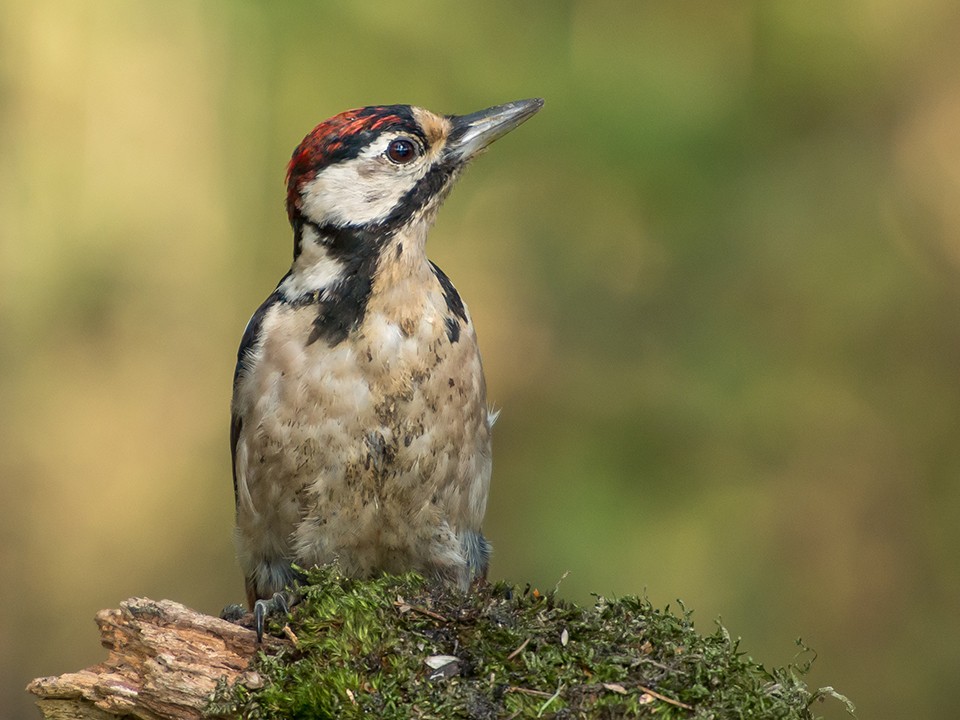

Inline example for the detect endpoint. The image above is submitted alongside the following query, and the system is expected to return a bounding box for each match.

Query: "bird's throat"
[282,219,436,348]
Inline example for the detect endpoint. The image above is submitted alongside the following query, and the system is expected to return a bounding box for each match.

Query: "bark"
[26,598,284,720]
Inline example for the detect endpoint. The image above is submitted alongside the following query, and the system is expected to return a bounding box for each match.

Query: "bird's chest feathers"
[357,286,451,394]
[253,268,467,426]
[234,222,486,500]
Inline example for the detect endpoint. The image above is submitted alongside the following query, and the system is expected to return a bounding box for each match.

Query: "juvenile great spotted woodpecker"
[230,99,543,636]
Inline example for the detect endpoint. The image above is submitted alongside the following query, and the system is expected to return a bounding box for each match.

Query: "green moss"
[207,566,853,719]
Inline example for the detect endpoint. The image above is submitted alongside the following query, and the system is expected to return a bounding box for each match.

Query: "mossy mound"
[209,566,851,719]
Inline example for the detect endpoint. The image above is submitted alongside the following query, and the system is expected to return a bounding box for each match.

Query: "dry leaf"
[424,655,459,669]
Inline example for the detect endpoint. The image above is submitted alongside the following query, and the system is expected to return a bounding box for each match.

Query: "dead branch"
[26,598,282,720]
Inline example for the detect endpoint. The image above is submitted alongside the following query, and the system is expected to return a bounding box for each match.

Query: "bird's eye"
[386,138,419,164]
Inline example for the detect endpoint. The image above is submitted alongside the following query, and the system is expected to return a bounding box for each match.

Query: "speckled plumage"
[231,100,542,608]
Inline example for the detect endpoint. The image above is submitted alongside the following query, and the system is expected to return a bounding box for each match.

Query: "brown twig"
[637,684,693,710]
[282,624,300,646]
[393,600,449,623]
[506,685,555,698]
[506,637,530,661]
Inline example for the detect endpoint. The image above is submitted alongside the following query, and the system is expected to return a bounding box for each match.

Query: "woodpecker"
[230,99,543,632]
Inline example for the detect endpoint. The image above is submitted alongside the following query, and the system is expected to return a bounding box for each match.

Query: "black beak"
[448,98,544,161]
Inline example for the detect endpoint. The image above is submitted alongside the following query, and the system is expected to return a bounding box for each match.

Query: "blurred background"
[2,1,959,718]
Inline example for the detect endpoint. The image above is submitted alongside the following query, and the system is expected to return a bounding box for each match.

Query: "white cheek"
[301,155,423,226]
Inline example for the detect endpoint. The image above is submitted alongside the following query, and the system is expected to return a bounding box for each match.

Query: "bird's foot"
[219,603,246,622]
[253,591,295,643]
[219,592,297,643]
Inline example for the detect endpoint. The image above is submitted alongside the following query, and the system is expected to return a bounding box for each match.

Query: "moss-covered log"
[28,567,852,719]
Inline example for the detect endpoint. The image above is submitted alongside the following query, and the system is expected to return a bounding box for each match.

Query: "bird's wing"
[231,285,285,506]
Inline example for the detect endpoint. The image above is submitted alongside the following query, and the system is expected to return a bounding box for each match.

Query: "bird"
[230,98,543,635]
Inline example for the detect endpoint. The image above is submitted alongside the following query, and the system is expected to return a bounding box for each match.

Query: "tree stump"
[26,598,282,720]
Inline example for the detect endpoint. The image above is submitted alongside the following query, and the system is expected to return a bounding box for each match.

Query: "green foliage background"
[2,2,958,718]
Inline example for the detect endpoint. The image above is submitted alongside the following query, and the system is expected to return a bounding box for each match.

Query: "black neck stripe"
[289,157,461,347]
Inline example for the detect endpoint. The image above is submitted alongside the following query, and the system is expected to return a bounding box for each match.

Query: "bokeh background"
[2,1,959,718]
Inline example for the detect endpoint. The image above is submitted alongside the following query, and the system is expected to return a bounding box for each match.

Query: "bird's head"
[285,99,543,256]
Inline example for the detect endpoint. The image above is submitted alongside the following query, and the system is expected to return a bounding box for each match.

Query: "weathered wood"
[26,598,284,720]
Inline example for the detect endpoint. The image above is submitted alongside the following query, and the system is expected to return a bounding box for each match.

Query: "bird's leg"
[253,589,299,643]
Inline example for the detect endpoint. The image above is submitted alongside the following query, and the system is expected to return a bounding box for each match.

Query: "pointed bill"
[448,98,544,161]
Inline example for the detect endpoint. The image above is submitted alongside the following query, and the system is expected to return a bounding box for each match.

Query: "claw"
[253,591,291,643]
[219,603,246,622]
